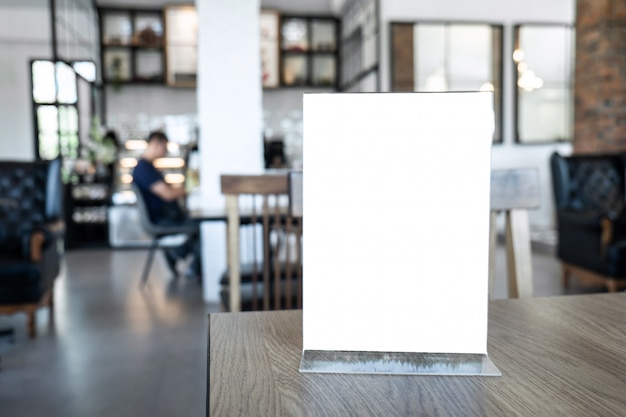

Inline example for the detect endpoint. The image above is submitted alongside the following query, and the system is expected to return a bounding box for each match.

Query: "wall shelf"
[99,7,165,84]
[279,16,340,89]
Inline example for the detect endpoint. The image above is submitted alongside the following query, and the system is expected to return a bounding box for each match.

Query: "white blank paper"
[302,92,494,354]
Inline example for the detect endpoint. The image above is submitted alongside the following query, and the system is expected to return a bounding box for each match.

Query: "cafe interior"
[1,0,625,415]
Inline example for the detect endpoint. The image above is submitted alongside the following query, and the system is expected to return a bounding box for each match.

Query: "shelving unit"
[99,7,165,84]
[164,5,198,87]
[99,7,339,90]
[65,182,111,248]
[279,16,339,88]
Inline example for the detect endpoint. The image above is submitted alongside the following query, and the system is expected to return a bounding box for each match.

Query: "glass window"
[56,61,77,103]
[32,60,56,104]
[37,106,60,160]
[73,61,97,82]
[391,22,503,142]
[515,24,574,143]
[32,60,85,163]
[37,105,59,133]
[58,105,78,134]
[39,133,60,160]
[448,25,493,90]
[414,24,446,91]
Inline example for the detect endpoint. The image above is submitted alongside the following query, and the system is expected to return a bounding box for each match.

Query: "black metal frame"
[30,59,82,161]
[42,0,101,161]
[98,6,166,85]
[278,14,341,90]
[339,0,381,92]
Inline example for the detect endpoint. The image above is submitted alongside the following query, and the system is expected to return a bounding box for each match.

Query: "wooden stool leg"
[48,290,55,332]
[488,211,498,299]
[505,209,534,298]
[49,289,54,314]
[226,195,241,312]
[561,264,570,289]
[27,310,36,338]
[606,280,618,292]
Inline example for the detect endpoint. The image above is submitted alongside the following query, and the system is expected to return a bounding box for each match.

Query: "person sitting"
[132,131,201,280]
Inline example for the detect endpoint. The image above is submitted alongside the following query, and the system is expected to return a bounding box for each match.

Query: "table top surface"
[189,205,291,222]
[208,293,626,417]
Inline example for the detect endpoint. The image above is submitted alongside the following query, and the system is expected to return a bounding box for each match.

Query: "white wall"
[197,0,263,302]
[103,85,197,132]
[0,2,51,160]
[377,0,575,233]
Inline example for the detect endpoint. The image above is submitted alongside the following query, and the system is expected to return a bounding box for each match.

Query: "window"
[32,60,80,162]
[391,22,503,142]
[514,24,575,143]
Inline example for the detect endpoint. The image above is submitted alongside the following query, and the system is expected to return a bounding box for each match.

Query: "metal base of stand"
[300,350,501,376]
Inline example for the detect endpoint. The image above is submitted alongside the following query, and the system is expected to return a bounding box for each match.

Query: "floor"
[0,244,609,416]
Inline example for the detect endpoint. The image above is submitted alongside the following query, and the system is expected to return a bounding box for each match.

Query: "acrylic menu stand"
[300,92,501,376]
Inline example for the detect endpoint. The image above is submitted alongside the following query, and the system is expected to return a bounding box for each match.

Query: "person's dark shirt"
[133,158,182,223]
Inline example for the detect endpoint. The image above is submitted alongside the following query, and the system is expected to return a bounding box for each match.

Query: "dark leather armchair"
[550,152,626,292]
[0,158,64,337]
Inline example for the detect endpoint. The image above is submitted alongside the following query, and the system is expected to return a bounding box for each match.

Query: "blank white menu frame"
[302,92,494,361]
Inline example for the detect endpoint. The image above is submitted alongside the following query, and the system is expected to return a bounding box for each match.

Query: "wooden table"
[207,293,626,416]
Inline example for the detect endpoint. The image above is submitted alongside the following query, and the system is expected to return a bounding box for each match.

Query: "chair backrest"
[550,152,626,214]
[0,159,62,246]
[131,182,197,240]
[490,168,540,211]
[45,158,64,221]
[289,171,303,218]
[221,172,302,312]
[131,182,160,236]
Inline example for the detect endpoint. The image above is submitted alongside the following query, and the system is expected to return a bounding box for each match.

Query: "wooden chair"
[221,169,537,309]
[221,172,302,312]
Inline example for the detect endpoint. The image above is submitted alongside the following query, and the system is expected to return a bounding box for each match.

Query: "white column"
[196,0,263,302]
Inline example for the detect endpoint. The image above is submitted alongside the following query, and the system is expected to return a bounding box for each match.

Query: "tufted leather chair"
[550,152,626,292]
[0,158,64,337]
